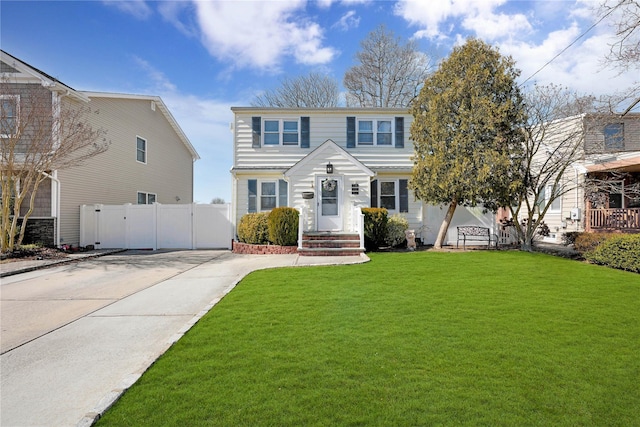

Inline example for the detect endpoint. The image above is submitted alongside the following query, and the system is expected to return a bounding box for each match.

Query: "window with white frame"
[1,95,19,138]
[357,119,392,146]
[538,185,561,213]
[248,179,288,212]
[137,191,156,204]
[370,179,408,213]
[263,119,299,146]
[136,136,147,163]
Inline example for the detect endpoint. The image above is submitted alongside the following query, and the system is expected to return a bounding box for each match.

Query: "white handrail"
[297,205,306,250]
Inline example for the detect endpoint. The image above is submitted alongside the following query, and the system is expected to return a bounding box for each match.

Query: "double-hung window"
[248,179,288,212]
[264,119,299,146]
[1,95,19,138]
[538,185,561,213]
[604,123,624,151]
[137,191,156,204]
[370,179,409,213]
[136,136,147,163]
[357,119,392,146]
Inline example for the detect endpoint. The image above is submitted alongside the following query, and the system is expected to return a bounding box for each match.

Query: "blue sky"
[1,0,637,203]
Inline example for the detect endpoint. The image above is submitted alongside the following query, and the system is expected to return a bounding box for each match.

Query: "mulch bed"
[0,247,69,263]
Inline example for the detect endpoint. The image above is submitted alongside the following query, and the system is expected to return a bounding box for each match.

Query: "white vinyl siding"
[232,108,413,170]
[57,96,195,245]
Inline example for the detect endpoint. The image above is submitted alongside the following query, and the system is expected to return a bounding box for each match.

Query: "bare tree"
[508,85,593,251]
[1,80,108,252]
[211,197,225,204]
[597,0,640,70]
[252,72,340,108]
[344,24,432,108]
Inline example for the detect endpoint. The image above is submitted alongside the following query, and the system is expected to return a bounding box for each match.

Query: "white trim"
[136,135,147,164]
[356,117,394,146]
[316,175,342,231]
[285,139,375,178]
[262,118,300,146]
[0,94,20,138]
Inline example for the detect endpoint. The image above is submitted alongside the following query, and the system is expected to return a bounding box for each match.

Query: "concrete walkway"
[0,250,368,427]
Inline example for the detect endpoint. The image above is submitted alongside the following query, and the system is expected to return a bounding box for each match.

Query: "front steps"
[298,232,364,256]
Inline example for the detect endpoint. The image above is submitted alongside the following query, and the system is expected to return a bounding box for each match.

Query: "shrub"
[385,214,409,248]
[268,207,299,246]
[561,231,582,246]
[574,232,616,254]
[584,234,640,273]
[237,212,270,244]
[362,208,388,251]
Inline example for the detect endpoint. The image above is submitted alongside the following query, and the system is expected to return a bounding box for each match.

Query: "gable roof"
[79,92,200,161]
[0,50,89,102]
[285,139,374,177]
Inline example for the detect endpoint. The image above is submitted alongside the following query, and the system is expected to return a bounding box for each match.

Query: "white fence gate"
[80,203,232,250]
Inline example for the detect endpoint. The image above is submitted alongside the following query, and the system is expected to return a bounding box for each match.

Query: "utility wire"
[520,4,619,86]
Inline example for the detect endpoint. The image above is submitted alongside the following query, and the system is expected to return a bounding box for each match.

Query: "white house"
[230,107,497,253]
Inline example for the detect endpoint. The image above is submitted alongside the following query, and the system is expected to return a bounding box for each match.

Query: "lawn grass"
[96,251,640,426]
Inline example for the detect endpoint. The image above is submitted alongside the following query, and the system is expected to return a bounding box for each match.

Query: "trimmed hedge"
[584,234,640,273]
[362,208,388,251]
[268,207,299,246]
[573,232,617,254]
[237,212,270,244]
[386,214,409,248]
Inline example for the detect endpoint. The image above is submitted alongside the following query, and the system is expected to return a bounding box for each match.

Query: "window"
[538,185,561,213]
[263,119,299,146]
[137,191,156,204]
[604,123,624,151]
[248,179,288,212]
[357,119,393,146]
[370,179,409,213]
[136,136,147,163]
[1,95,19,137]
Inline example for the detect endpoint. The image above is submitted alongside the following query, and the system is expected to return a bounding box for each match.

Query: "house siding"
[57,96,194,245]
[233,109,414,170]
[585,114,640,154]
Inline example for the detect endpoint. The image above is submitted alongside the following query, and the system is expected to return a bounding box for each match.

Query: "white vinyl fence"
[80,203,232,250]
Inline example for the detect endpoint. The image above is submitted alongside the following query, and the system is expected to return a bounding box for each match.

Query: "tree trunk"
[435,200,457,249]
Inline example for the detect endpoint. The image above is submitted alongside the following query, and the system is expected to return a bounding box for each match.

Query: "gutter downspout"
[40,171,60,248]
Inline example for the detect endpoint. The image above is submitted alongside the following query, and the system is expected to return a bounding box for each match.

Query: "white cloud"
[193,0,337,72]
[462,12,532,41]
[394,0,508,39]
[332,10,360,31]
[102,0,153,20]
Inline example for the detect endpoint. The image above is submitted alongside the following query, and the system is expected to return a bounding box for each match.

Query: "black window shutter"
[252,117,261,148]
[248,179,257,213]
[395,117,404,148]
[399,179,409,213]
[301,117,310,148]
[347,117,356,148]
[370,179,378,208]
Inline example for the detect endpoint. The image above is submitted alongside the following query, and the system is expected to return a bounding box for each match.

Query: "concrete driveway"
[0,250,367,427]
[2,250,251,427]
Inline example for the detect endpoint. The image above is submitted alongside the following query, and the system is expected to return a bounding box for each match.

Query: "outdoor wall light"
[326,162,334,174]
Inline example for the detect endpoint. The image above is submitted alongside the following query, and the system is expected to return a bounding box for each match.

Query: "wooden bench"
[456,226,497,249]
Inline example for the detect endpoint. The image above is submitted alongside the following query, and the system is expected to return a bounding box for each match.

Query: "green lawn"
[96,251,640,426]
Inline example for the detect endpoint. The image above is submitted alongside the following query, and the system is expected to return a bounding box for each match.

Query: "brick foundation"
[232,241,298,255]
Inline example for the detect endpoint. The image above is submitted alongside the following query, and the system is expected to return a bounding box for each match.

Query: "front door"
[317,176,342,231]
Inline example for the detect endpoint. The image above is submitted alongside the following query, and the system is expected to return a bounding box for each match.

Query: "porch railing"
[351,203,365,250]
[588,208,640,231]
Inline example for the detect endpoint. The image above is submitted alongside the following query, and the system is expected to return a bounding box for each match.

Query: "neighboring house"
[230,107,496,252]
[1,50,199,247]
[518,113,640,242]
